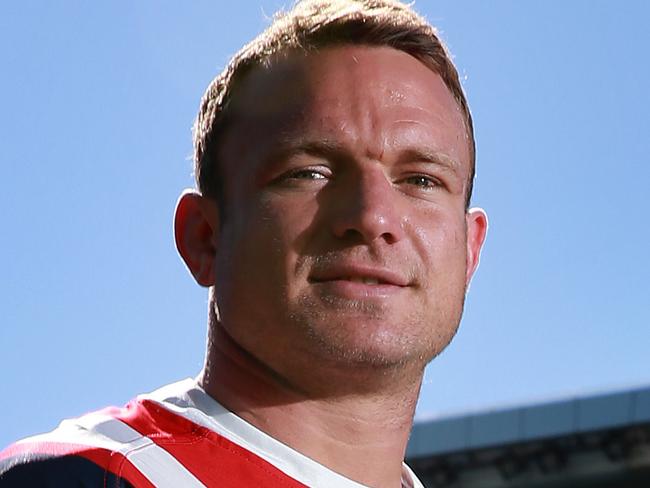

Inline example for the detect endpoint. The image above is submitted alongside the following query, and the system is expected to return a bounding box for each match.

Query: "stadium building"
[406,385,650,488]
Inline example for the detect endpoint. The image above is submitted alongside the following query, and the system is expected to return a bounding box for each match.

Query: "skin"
[175,46,487,487]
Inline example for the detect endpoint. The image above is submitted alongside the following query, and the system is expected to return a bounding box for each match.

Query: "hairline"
[194,6,476,212]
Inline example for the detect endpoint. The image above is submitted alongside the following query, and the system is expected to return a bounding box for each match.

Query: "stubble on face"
[285,229,468,370]
[213,46,473,382]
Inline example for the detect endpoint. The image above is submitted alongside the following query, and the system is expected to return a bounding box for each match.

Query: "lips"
[308,265,410,287]
[341,277,383,285]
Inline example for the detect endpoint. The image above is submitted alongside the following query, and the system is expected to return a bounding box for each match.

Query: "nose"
[330,167,405,245]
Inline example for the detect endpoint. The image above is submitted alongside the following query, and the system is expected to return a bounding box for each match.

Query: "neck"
[200,322,423,488]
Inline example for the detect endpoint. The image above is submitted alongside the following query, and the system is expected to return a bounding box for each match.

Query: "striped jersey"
[0,379,424,487]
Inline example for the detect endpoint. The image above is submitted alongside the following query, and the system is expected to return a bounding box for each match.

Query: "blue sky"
[1,1,648,448]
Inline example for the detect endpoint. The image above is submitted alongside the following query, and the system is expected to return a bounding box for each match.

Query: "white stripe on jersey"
[140,378,425,488]
[16,412,205,488]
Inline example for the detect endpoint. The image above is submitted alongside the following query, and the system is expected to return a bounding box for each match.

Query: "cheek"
[259,197,315,251]
[259,191,325,249]
[214,201,296,325]
[220,196,318,285]
[409,208,468,287]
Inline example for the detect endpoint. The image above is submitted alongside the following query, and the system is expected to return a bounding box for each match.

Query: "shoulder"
[1,380,319,487]
[0,383,279,488]
[0,404,162,487]
[0,451,134,487]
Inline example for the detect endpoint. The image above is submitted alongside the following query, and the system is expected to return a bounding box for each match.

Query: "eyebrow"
[270,138,349,161]
[396,147,461,174]
[266,137,460,174]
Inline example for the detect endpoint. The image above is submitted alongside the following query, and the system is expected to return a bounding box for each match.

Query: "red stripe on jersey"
[0,439,155,487]
[111,400,308,488]
[80,448,155,488]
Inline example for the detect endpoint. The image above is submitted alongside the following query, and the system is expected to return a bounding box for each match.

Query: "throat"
[200,321,423,488]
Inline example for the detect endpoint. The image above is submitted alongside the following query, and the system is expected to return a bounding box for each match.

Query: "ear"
[174,190,220,287]
[465,207,488,286]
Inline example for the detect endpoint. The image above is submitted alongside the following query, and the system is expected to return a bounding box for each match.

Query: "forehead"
[221,45,470,179]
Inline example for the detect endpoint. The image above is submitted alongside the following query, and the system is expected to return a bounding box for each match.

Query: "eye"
[286,168,329,180]
[270,165,332,189]
[401,174,441,189]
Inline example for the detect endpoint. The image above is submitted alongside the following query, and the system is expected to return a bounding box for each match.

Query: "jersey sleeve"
[0,452,134,487]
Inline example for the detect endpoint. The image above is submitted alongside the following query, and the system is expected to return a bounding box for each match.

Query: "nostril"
[334,223,402,245]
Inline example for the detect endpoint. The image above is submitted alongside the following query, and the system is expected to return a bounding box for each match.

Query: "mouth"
[308,266,411,298]
[338,277,384,285]
[310,276,399,286]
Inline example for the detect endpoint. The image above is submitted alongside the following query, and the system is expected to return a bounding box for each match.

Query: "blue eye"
[404,175,440,188]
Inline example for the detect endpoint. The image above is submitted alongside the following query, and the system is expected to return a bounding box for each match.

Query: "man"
[0,0,487,486]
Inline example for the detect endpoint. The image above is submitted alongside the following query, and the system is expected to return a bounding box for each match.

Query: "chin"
[300,313,456,370]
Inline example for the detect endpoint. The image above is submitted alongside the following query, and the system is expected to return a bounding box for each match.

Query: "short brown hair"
[193,0,475,209]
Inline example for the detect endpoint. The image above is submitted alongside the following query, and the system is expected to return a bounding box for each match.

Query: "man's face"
[212,46,485,378]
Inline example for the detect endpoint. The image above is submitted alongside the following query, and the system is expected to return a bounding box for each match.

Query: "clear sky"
[1,1,648,448]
